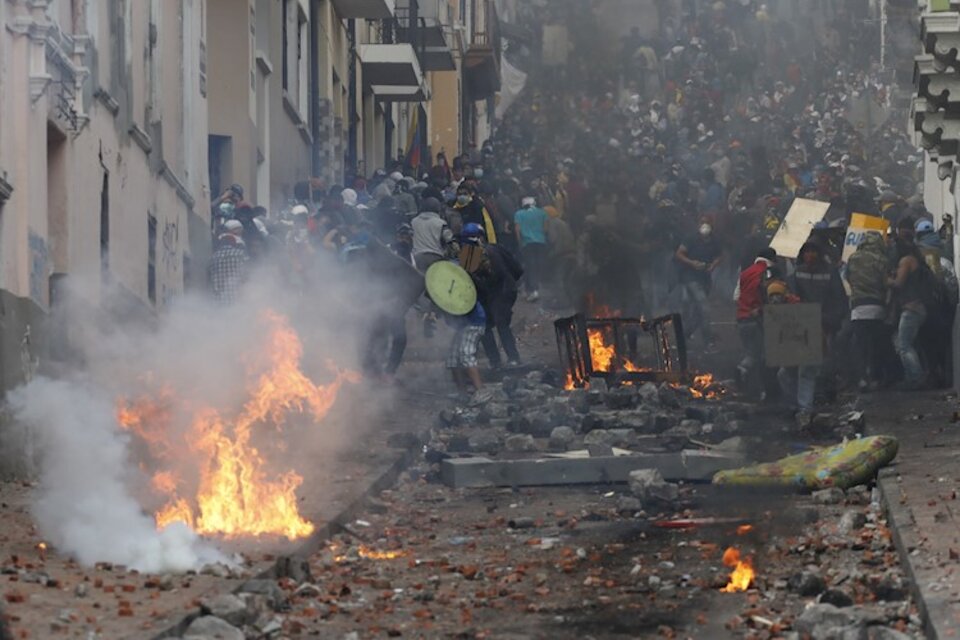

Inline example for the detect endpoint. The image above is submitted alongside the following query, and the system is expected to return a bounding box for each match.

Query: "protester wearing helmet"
[458,223,524,368]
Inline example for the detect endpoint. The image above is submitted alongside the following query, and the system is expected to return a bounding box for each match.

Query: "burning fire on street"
[117,310,359,540]
[329,543,412,562]
[682,373,725,400]
[719,547,756,593]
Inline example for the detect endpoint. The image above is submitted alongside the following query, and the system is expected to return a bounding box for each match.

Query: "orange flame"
[588,329,616,372]
[333,545,411,562]
[719,547,755,592]
[118,311,358,540]
[358,546,411,560]
[672,373,725,400]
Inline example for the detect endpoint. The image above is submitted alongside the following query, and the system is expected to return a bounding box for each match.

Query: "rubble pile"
[152,471,922,638]
[431,371,749,459]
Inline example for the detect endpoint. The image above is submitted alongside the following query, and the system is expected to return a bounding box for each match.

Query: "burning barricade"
[430,309,742,493]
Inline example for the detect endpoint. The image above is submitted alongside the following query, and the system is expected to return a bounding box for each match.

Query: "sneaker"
[507,359,522,367]
[526,290,540,302]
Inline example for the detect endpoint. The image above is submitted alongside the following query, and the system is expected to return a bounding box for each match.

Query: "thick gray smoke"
[4,257,402,573]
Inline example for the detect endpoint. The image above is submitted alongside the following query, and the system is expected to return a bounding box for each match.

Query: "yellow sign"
[841,213,888,262]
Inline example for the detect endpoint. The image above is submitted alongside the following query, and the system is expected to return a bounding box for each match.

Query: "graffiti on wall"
[28,231,48,305]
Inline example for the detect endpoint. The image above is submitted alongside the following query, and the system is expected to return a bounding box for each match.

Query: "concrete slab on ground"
[440,449,746,488]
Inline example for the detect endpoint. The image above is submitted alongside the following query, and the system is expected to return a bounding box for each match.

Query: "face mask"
[699,224,712,237]
[457,195,471,206]
[219,202,235,215]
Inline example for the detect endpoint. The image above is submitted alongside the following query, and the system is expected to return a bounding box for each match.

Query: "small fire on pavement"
[719,547,755,592]
[332,544,412,562]
[671,373,725,400]
[117,310,359,540]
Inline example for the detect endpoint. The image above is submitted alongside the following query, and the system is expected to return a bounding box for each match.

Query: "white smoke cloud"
[3,253,409,573]
[9,377,226,573]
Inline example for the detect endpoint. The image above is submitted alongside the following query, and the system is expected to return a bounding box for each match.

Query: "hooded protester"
[846,231,893,390]
[461,223,524,368]
[791,240,848,338]
[915,218,945,280]
[411,197,455,273]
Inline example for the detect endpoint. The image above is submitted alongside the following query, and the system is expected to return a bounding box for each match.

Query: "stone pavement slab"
[441,449,745,488]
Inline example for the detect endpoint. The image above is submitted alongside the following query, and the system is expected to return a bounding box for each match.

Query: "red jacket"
[737,260,770,320]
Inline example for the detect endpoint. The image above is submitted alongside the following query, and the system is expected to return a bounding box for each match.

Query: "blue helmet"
[461,222,485,244]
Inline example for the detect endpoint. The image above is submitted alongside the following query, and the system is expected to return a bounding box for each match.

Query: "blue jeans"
[896,309,926,384]
[778,365,819,412]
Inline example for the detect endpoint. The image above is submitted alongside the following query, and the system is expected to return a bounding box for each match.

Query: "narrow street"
[0,301,928,638]
[1,0,958,638]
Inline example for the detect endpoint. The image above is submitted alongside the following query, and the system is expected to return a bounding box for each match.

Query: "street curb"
[150,441,422,639]
[876,466,955,640]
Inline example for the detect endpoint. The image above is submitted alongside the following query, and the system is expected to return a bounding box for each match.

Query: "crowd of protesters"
[204,161,534,396]
[482,0,957,421]
[206,0,959,419]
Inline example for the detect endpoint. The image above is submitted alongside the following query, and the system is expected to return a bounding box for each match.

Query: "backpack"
[917,259,952,321]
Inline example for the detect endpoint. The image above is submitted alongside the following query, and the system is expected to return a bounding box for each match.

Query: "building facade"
[0,0,209,389]
[0,0,501,392]
[912,0,960,385]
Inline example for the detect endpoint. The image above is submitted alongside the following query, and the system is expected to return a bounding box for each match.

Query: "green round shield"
[425,261,477,316]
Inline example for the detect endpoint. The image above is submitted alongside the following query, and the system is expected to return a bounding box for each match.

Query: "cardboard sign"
[841,213,888,262]
[763,303,823,367]
[768,199,831,259]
